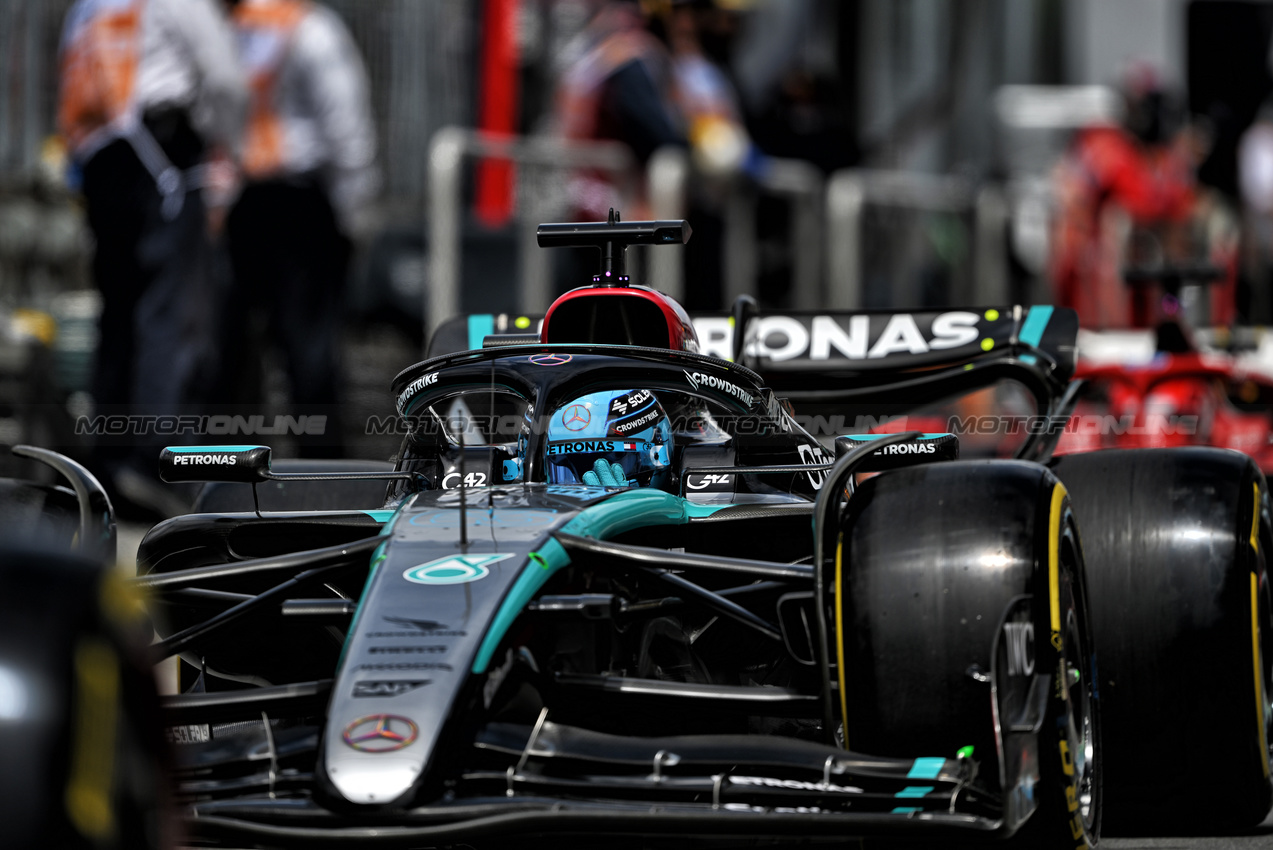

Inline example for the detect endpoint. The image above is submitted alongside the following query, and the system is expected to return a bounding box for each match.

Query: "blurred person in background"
[666,0,753,180]
[1239,98,1273,323]
[664,0,758,309]
[212,0,378,458]
[556,0,763,309]
[1050,68,1218,331]
[57,0,247,518]
[554,0,686,223]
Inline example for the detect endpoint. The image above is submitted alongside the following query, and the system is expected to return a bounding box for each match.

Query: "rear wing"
[428,305,1078,384]
[711,306,1076,381]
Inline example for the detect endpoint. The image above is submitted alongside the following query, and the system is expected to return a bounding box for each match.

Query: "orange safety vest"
[59,0,146,156]
[232,0,309,180]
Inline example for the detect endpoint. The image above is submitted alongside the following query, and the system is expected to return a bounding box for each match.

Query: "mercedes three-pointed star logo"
[342,714,419,752]
[528,353,572,366]
[561,404,591,431]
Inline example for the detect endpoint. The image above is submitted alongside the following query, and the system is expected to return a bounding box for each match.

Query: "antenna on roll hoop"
[536,209,691,287]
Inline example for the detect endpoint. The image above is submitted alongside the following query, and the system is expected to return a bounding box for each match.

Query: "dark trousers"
[220,179,350,457]
[82,138,215,475]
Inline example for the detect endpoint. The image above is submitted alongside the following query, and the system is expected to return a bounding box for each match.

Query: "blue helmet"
[544,389,672,490]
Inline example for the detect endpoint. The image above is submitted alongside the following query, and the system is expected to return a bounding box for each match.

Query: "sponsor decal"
[692,311,982,362]
[170,453,238,466]
[622,442,639,451]
[441,471,487,489]
[611,408,661,434]
[528,353,572,366]
[796,443,830,489]
[544,484,605,497]
[729,775,864,794]
[165,724,210,744]
[1059,738,1084,842]
[356,662,453,671]
[352,680,429,698]
[341,714,419,753]
[383,617,445,631]
[546,440,616,456]
[403,372,440,396]
[608,390,652,418]
[686,473,733,491]
[368,646,447,654]
[402,553,515,585]
[723,803,826,814]
[879,442,937,455]
[483,648,516,709]
[560,404,591,431]
[368,618,466,639]
[684,370,755,406]
[396,371,440,412]
[1004,620,1035,677]
[765,395,795,433]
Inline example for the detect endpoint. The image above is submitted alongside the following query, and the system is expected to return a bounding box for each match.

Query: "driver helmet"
[544,389,672,490]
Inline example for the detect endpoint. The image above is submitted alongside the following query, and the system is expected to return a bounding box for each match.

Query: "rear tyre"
[1051,448,1273,832]
[840,460,1099,849]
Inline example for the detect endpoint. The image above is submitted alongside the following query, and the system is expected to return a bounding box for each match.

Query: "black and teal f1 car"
[3,219,1271,849]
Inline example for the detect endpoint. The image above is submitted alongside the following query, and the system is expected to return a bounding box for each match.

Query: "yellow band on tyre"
[1250,483,1268,779]
[1252,570,1270,780]
[1251,482,1261,555]
[1049,484,1067,644]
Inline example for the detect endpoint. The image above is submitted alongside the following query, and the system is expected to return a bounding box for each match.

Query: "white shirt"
[235,0,378,231]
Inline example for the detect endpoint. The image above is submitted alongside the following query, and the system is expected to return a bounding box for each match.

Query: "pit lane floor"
[169,816,1273,850]
[1101,808,1273,849]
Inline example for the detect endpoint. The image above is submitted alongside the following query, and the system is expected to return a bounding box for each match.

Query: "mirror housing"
[833,433,959,472]
[159,445,272,484]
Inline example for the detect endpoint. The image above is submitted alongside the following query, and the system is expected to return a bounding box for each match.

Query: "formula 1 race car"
[1050,263,1273,472]
[2,218,1270,849]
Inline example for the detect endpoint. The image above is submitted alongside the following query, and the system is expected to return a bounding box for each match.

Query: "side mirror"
[833,433,959,472]
[159,445,273,484]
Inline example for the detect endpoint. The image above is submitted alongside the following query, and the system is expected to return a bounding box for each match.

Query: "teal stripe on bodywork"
[472,490,739,673]
[892,807,923,814]
[468,314,496,351]
[361,509,396,523]
[895,786,934,798]
[1018,305,1053,347]
[165,445,265,453]
[337,499,411,668]
[907,757,945,779]
[1017,305,1053,365]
